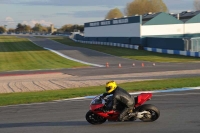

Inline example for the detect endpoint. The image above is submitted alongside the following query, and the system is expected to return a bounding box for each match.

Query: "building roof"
[170,10,200,22]
[141,12,183,25]
[142,12,161,24]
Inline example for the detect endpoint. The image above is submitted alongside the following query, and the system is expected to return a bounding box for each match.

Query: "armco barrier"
[71,39,200,58]
[144,47,200,57]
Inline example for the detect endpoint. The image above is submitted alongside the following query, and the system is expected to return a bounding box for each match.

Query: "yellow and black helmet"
[105,81,117,93]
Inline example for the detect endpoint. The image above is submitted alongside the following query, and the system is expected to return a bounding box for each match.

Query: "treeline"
[0,23,84,33]
[105,0,200,19]
[0,23,51,33]
[16,23,51,33]
[2,0,200,33]
[59,24,84,33]
[105,0,168,19]
[0,26,6,33]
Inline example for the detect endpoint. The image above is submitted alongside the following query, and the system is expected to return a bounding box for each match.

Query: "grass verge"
[51,37,200,62]
[0,77,200,106]
[0,36,88,72]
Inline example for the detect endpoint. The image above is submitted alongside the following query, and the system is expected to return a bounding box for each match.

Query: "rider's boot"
[128,109,137,117]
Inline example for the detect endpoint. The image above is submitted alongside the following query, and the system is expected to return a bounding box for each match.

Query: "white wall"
[141,24,184,36]
[84,23,141,37]
[185,23,200,34]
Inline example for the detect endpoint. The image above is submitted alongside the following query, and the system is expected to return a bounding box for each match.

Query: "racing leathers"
[103,86,135,121]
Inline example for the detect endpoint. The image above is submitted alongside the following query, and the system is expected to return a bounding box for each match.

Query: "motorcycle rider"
[101,80,135,121]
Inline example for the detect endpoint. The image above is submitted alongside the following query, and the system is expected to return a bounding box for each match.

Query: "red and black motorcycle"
[85,93,160,125]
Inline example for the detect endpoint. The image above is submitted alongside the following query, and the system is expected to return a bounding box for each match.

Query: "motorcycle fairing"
[135,93,152,107]
[90,104,104,111]
[93,110,119,121]
[90,104,119,121]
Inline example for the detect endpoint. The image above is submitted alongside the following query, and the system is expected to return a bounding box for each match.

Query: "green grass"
[51,37,200,62]
[0,36,18,39]
[0,36,199,106]
[0,77,200,106]
[0,36,88,72]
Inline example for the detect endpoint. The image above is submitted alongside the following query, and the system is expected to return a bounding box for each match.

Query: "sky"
[0,0,198,29]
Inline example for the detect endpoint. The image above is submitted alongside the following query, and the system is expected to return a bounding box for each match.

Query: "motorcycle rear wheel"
[138,104,160,122]
[85,110,107,125]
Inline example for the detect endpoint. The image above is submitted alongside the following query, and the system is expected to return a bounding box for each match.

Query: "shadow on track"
[0,121,89,128]
[0,120,145,128]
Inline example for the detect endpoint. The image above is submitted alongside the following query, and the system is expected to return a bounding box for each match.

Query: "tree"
[60,24,74,32]
[32,23,43,32]
[15,23,24,32]
[59,24,84,32]
[22,25,31,32]
[77,25,84,32]
[0,26,6,33]
[125,0,168,16]
[15,23,31,32]
[8,28,15,33]
[41,27,48,32]
[194,0,200,10]
[46,26,51,33]
[105,8,124,19]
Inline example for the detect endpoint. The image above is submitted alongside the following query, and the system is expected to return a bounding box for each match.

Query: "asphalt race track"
[0,36,200,132]
[0,89,200,133]
[1,36,200,77]
[1,36,200,93]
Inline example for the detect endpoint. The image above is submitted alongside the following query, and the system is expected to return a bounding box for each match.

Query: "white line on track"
[28,39,104,67]
[0,87,199,108]
[153,92,200,97]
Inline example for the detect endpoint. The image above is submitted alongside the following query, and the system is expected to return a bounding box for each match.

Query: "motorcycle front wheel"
[85,110,107,125]
[138,104,160,122]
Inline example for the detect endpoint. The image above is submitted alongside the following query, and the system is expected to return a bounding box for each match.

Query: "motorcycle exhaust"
[136,111,151,119]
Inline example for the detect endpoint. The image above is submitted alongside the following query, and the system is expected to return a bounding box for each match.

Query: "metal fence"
[183,38,190,51]
[183,37,200,52]
[191,37,200,52]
